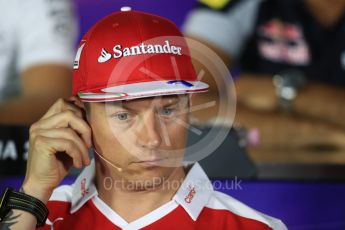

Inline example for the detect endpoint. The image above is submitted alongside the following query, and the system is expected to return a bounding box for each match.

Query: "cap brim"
[78,80,209,102]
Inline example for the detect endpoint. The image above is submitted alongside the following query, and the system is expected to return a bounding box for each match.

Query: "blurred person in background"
[0,0,77,125]
[183,0,345,156]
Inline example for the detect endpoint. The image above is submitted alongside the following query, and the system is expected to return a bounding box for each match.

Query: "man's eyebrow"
[161,98,181,106]
[105,96,187,110]
[121,103,138,112]
[122,98,181,111]
[104,101,135,112]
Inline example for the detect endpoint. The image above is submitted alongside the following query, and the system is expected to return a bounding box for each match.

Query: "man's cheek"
[110,127,135,144]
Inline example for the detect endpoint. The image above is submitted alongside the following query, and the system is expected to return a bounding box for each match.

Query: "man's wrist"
[0,187,50,227]
[21,182,53,205]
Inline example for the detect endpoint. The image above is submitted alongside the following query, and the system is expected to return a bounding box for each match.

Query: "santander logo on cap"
[98,40,182,63]
[98,49,112,63]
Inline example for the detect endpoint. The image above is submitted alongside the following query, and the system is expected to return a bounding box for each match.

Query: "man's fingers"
[33,136,84,169]
[34,128,90,165]
[41,98,84,120]
[32,110,92,148]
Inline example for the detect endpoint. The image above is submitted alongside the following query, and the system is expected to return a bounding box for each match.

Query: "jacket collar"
[70,159,213,221]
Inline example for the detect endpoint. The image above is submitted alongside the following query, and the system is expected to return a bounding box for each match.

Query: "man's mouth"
[135,158,168,166]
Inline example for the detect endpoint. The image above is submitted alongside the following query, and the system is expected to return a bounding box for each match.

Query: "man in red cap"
[0,8,286,229]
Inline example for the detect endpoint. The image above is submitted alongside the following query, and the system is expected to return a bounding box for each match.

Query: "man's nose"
[135,112,162,149]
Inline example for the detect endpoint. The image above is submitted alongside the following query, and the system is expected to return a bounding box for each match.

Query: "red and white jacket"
[38,160,286,229]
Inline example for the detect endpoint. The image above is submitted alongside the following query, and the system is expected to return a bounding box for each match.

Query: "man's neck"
[95,163,186,223]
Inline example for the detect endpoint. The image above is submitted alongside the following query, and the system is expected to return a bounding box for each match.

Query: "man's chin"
[122,166,177,191]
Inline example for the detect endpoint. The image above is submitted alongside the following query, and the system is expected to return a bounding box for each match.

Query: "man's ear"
[68,96,90,122]
[68,96,84,109]
[75,97,85,109]
[81,102,91,123]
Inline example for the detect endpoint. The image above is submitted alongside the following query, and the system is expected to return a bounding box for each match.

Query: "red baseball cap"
[73,7,209,102]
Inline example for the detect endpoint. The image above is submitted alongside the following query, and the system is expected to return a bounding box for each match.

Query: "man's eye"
[113,112,131,121]
[159,108,175,116]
